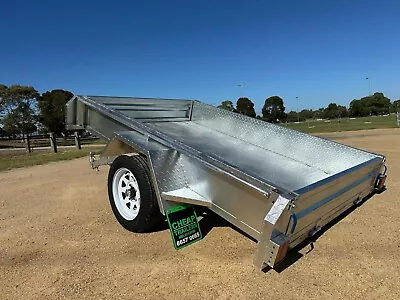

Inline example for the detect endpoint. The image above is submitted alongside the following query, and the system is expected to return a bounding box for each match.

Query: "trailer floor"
[1,128,399,300]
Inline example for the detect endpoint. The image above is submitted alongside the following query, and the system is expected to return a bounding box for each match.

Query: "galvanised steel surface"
[66,95,386,270]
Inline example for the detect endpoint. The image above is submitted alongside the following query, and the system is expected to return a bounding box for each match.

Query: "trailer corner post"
[253,195,291,270]
[49,132,58,153]
[74,131,81,150]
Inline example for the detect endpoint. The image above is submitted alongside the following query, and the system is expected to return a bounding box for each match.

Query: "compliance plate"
[166,205,202,250]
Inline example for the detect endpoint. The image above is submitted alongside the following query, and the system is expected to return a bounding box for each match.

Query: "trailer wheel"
[108,155,162,232]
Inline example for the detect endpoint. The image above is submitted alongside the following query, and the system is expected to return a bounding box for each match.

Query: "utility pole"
[296,96,300,123]
[236,83,245,98]
[366,77,371,95]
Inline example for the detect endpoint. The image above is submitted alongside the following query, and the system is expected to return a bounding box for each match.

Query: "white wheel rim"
[112,168,141,220]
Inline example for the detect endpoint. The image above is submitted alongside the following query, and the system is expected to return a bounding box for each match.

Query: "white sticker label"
[265,195,290,224]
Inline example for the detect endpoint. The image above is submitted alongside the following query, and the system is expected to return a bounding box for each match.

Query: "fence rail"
[0,133,101,153]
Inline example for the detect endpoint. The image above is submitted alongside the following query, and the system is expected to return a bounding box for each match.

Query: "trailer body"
[66,95,386,270]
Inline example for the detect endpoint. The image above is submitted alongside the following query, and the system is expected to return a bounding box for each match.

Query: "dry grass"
[0,148,103,172]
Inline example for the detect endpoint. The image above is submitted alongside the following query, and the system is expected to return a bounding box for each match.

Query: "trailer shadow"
[150,207,234,235]
[193,192,378,274]
[268,191,377,273]
[196,207,257,242]
[150,207,255,236]
[152,189,382,271]
[196,209,230,237]
[147,218,168,232]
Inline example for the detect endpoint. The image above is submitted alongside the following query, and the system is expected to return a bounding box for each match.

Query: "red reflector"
[275,240,290,264]
[376,174,387,190]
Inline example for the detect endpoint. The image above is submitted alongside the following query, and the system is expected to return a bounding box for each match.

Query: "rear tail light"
[375,174,387,191]
[274,239,290,264]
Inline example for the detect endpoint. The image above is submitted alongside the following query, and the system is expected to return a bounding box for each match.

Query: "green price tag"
[166,205,202,250]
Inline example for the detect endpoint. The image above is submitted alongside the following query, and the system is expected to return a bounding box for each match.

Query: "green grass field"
[0,148,103,172]
[283,114,398,133]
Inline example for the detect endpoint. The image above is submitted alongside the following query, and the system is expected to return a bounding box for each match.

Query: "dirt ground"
[1,128,399,300]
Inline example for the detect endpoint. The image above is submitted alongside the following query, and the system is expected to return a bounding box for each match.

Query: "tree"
[312,108,325,119]
[0,85,39,137]
[217,100,236,112]
[337,105,349,118]
[322,103,348,119]
[323,103,337,119]
[286,111,298,122]
[262,96,286,123]
[0,84,7,117]
[349,92,391,117]
[364,92,391,115]
[2,105,37,135]
[349,99,364,117]
[299,109,313,121]
[38,89,74,135]
[236,97,256,117]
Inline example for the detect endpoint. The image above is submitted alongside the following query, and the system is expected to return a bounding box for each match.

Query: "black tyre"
[108,155,162,232]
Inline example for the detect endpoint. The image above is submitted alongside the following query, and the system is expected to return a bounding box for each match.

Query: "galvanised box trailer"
[66,95,387,270]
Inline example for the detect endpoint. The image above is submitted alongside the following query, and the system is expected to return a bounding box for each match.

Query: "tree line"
[1,83,399,138]
[219,93,400,123]
[0,84,73,138]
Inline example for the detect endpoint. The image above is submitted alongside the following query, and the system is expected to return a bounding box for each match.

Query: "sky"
[0,0,399,112]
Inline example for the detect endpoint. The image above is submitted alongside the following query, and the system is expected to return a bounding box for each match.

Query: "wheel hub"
[112,168,141,221]
[127,186,137,200]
